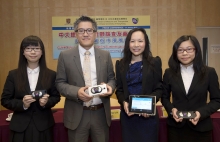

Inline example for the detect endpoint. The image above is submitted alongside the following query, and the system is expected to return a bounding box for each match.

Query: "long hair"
[120,28,153,70]
[168,35,206,77]
[17,35,51,92]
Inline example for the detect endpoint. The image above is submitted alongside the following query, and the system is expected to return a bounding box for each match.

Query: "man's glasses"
[24,47,41,52]
[75,28,96,35]
[177,48,195,54]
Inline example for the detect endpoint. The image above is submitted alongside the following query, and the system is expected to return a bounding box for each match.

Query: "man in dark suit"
[55,16,116,142]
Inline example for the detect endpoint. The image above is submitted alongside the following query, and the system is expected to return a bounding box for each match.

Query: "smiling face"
[23,45,42,65]
[129,31,145,57]
[75,21,97,50]
[177,40,196,67]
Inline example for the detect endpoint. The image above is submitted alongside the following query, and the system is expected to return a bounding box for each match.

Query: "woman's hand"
[23,95,36,108]
[172,108,183,122]
[39,94,50,107]
[139,113,149,118]
[189,111,200,125]
[123,101,134,116]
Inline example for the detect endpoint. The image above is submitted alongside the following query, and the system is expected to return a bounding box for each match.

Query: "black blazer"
[1,69,60,132]
[115,56,163,109]
[161,67,220,132]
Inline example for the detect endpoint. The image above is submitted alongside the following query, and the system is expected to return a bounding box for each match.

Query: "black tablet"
[129,95,156,115]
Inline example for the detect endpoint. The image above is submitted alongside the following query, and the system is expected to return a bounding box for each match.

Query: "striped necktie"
[83,50,93,106]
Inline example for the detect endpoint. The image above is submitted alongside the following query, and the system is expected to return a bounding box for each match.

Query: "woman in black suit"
[1,35,60,142]
[115,28,163,142]
[161,35,220,142]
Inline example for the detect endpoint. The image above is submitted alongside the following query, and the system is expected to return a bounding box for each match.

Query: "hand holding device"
[88,84,107,96]
[31,90,47,100]
[176,111,196,119]
[129,95,156,116]
[23,95,36,108]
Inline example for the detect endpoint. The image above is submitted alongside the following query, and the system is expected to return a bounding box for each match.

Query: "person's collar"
[180,64,193,70]
[27,66,40,74]
[79,45,95,56]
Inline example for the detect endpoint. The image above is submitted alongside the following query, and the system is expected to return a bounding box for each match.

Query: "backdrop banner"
[52,16,150,59]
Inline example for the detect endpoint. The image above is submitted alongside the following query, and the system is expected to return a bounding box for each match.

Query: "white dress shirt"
[79,45,102,105]
[180,64,194,95]
[27,66,39,91]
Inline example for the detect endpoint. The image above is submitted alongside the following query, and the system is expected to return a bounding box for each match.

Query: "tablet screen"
[129,95,156,115]
[131,97,152,110]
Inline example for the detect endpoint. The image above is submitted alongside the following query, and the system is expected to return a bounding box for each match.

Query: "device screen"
[131,97,152,110]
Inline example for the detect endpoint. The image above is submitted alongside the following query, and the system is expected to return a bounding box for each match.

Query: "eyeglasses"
[75,28,96,35]
[177,48,195,54]
[24,47,41,52]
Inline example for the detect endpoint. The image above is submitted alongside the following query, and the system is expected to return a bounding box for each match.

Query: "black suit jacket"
[1,69,60,132]
[115,56,163,110]
[161,67,220,132]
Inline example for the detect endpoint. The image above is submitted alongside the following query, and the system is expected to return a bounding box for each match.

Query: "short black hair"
[74,16,97,31]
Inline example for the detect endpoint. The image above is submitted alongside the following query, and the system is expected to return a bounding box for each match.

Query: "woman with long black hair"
[1,35,60,142]
[115,28,163,142]
[162,35,220,142]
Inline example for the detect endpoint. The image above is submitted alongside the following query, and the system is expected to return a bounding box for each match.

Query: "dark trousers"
[168,124,212,142]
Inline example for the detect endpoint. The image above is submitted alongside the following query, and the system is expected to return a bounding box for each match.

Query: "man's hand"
[77,86,93,102]
[99,83,113,97]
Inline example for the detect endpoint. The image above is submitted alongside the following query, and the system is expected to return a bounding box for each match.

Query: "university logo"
[132,18,139,24]
[66,18,71,24]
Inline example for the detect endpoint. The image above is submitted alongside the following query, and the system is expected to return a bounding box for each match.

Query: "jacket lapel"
[25,68,42,92]
[187,73,198,96]
[25,73,31,93]
[141,59,148,94]
[94,48,101,83]
[121,61,129,95]
[35,69,43,91]
[176,73,187,95]
[73,47,84,79]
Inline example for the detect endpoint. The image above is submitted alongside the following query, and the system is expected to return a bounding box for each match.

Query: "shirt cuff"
[23,105,28,110]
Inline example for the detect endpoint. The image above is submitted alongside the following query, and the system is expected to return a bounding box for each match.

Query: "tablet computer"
[129,95,156,116]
